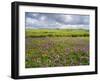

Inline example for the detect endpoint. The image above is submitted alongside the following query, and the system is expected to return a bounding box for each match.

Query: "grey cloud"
[25,12,89,29]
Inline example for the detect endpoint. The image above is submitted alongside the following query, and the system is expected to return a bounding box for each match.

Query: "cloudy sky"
[25,12,89,29]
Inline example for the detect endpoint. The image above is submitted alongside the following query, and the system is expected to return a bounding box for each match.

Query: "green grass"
[25,29,89,68]
[26,29,89,37]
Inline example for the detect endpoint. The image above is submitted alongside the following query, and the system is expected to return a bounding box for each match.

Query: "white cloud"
[32,13,38,17]
[64,15,73,22]
[39,16,46,21]
[26,17,38,24]
[60,24,89,29]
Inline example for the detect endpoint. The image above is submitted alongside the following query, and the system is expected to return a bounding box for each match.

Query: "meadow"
[25,29,89,68]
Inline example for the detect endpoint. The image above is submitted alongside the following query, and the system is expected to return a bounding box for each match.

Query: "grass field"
[26,29,89,37]
[25,29,89,68]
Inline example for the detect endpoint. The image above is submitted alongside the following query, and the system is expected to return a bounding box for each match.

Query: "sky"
[25,12,90,29]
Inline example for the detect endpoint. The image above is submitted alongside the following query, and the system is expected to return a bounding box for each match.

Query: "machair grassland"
[25,29,89,68]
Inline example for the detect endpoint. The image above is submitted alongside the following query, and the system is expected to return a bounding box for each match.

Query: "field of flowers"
[25,29,89,68]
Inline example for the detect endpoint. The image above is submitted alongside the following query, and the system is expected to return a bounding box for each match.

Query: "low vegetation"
[26,29,89,37]
[25,29,89,68]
